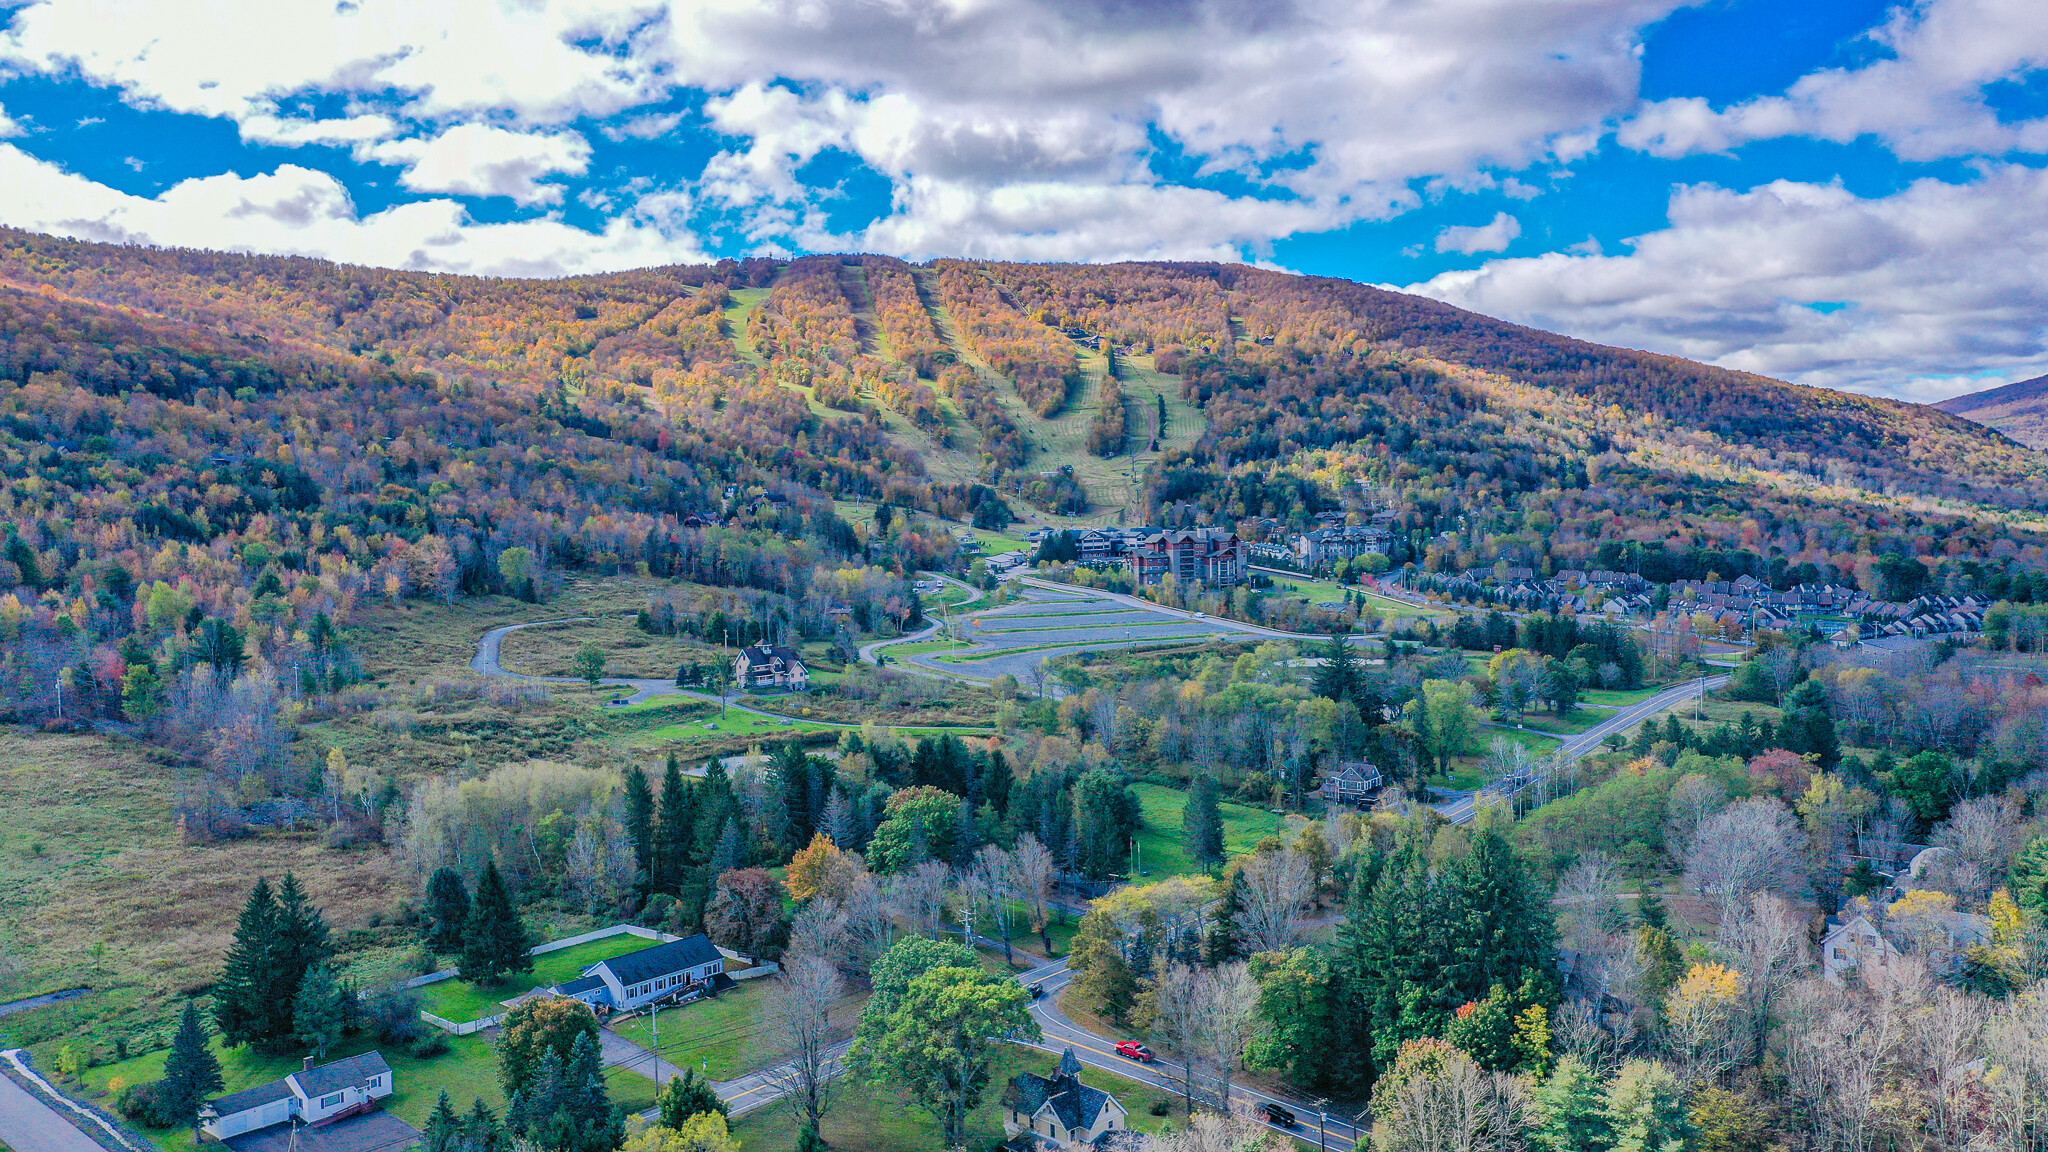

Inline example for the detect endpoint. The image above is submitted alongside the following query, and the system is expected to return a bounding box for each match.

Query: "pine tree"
[424,1093,463,1152]
[156,1001,223,1130]
[1096,950,1138,1027]
[1602,1060,1693,1152]
[214,878,277,1048]
[1637,890,1669,932]
[1313,632,1356,702]
[1205,866,1245,963]
[710,817,744,875]
[293,964,348,1058]
[657,1067,728,1128]
[460,861,533,985]
[1183,775,1225,871]
[656,755,696,894]
[267,874,333,1045]
[425,867,471,955]
[465,1100,511,1152]
[624,766,656,888]
[1528,1055,1608,1152]
[773,741,814,855]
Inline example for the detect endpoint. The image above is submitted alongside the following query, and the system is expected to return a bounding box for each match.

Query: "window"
[368,1076,382,1089]
[319,1093,344,1108]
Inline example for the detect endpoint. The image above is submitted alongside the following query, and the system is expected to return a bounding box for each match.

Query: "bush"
[361,984,425,1045]
[411,1034,451,1059]
[1149,1100,1172,1117]
[118,1081,179,1129]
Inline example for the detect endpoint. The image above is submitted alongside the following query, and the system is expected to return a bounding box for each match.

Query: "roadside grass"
[628,710,838,746]
[0,731,409,1061]
[1580,686,1665,707]
[1504,709,1609,736]
[608,983,868,1082]
[1129,783,1287,879]
[76,1032,652,1152]
[882,638,975,658]
[415,935,654,1023]
[935,638,1206,664]
[973,618,1193,634]
[730,1045,1182,1152]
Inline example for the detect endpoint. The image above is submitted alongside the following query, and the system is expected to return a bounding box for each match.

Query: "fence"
[411,925,796,1032]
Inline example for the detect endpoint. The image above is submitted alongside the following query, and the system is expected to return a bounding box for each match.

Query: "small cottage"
[201,1053,395,1142]
[733,642,808,691]
[1002,1049,1129,1152]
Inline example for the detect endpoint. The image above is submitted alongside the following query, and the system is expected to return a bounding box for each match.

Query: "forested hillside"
[1936,372,2048,449]
[5,228,2046,604]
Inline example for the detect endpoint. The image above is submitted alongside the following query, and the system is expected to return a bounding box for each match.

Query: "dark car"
[1259,1103,1296,1128]
[1026,982,1045,999]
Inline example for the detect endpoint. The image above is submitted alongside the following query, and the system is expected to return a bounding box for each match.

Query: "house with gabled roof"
[201,1053,402,1145]
[544,932,728,1012]
[733,642,808,691]
[1318,761,1385,806]
[1002,1049,1130,1151]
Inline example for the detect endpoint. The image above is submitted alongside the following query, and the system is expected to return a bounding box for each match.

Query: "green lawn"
[731,1045,1182,1152]
[1129,783,1287,878]
[1259,575,1449,623]
[970,529,1031,555]
[77,1031,654,1152]
[883,638,976,658]
[1579,685,1665,707]
[1505,709,1608,736]
[607,982,778,1082]
[418,935,653,1023]
[633,710,840,743]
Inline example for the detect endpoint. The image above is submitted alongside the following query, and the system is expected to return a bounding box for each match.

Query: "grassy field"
[77,1031,654,1152]
[627,709,839,746]
[1507,708,1610,736]
[1259,574,1450,624]
[731,1044,1182,1152]
[883,638,976,658]
[936,638,1199,664]
[0,731,411,1060]
[608,981,868,1082]
[416,935,654,1023]
[496,614,720,681]
[1129,783,1288,878]
[969,529,1031,555]
[1580,685,1666,707]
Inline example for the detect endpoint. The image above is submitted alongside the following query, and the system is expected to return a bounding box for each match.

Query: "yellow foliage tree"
[622,1113,740,1152]
[786,831,844,903]
[1665,962,1745,1080]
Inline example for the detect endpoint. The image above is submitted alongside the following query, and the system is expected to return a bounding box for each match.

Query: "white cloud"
[1618,0,2048,160]
[0,143,709,276]
[1404,166,2048,397]
[1435,211,1521,254]
[0,104,19,138]
[0,0,1688,261]
[367,124,592,205]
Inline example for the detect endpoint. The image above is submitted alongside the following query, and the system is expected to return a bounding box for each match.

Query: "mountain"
[1,226,2043,603]
[1933,373,2048,448]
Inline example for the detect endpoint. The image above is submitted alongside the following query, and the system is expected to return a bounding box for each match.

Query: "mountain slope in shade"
[1935,374,2048,448]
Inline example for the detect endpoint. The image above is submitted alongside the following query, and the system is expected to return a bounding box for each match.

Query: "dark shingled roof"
[209,1078,295,1118]
[1004,1049,1114,1134]
[293,1052,392,1098]
[553,974,606,996]
[593,934,723,986]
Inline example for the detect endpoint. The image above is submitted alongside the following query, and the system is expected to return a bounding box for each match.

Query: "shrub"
[411,1034,451,1059]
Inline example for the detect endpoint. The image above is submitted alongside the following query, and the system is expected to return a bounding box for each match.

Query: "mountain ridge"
[1932,372,2048,448]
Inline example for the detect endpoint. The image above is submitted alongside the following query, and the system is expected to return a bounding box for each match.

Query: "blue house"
[546,934,727,1012]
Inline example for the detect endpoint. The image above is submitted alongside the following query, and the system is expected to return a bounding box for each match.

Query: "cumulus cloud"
[1618,0,2048,160]
[0,143,709,276]
[367,125,593,205]
[0,0,1684,260]
[1404,166,2048,398]
[1435,211,1521,254]
[0,105,20,138]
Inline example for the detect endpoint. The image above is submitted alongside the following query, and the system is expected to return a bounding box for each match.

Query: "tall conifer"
[424,867,470,954]
[157,1001,223,1129]
[460,862,533,985]
[213,878,277,1047]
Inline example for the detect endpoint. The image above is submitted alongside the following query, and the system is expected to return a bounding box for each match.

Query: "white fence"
[411,918,716,1037]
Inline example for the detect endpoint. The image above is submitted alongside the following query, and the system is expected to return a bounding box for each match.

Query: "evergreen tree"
[1182,775,1225,871]
[293,964,348,1058]
[1528,1055,1608,1152]
[773,741,814,855]
[1313,632,1356,702]
[657,1067,728,1127]
[425,1093,463,1152]
[710,818,744,875]
[1095,950,1138,1027]
[465,1100,511,1152]
[1602,1061,1693,1152]
[794,1124,828,1152]
[1637,890,1669,932]
[267,874,333,1044]
[656,755,696,894]
[1205,863,1245,963]
[624,766,656,887]
[424,867,471,955]
[460,862,533,985]
[155,1001,223,1130]
[214,878,278,1048]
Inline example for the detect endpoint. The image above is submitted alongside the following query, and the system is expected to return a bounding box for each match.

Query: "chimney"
[303,1056,315,1072]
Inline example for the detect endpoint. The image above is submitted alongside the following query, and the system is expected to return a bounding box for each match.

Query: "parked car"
[1258,1103,1296,1128]
[1114,1041,1154,1063]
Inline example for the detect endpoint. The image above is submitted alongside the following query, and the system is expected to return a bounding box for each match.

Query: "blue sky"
[1,0,2046,399]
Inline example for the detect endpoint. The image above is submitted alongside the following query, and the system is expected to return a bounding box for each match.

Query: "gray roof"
[737,644,803,671]
[1006,1049,1114,1133]
[553,974,607,996]
[293,1052,392,1098]
[594,934,723,986]
[223,1111,422,1152]
[210,1078,296,1117]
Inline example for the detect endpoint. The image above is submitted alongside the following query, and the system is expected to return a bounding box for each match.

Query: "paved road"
[1015,959,1361,1150]
[1432,674,1732,824]
[602,1021,853,1123]
[0,1057,128,1152]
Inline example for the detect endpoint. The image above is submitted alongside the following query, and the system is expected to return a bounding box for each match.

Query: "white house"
[1002,1049,1130,1152]
[1821,907,1991,985]
[201,1053,394,1141]
[733,642,808,691]
[549,934,727,1012]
